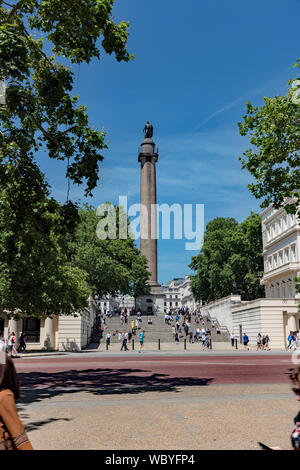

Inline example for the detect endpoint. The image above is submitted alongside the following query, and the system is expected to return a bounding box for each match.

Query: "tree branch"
[29,115,64,153]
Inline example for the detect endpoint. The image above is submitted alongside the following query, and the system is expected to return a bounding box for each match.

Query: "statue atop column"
[143,121,153,139]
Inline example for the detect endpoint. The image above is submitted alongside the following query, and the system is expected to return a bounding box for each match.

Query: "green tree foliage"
[238,62,300,216]
[0,0,132,195]
[189,214,265,304]
[69,204,150,299]
[0,156,90,318]
[0,1,133,317]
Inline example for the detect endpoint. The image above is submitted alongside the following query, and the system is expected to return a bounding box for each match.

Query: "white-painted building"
[162,275,197,312]
[260,204,300,300]
[199,203,300,349]
[0,297,98,352]
[95,294,135,314]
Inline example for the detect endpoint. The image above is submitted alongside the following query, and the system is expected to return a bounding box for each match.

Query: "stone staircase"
[98,313,230,344]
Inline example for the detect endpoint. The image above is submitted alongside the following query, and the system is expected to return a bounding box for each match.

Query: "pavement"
[12,351,299,450]
[17,340,293,358]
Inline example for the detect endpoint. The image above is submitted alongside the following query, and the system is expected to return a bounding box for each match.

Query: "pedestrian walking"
[230,332,235,347]
[256,333,262,350]
[117,331,122,343]
[138,330,145,353]
[264,334,271,351]
[106,332,111,348]
[120,332,128,351]
[7,333,17,358]
[0,351,33,449]
[17,333,26,353]
[289,332,298,350]
[243,332,249,350]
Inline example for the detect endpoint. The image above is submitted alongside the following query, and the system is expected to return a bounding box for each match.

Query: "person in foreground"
[269,366,300,450]
[0,350,33,450]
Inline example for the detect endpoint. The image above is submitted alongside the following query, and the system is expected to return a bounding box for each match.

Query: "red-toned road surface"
[14,354,295,390]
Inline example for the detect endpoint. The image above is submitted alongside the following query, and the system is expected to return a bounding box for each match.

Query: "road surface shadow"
[17,367,213,406]
[18,416,73,432]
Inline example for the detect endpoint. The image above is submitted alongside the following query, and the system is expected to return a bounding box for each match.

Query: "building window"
[22,317,41,343]
[268,257,272,271]
[278,218,282,233]
[284,248,289,263]
[291,245,296,262]
[279,251,283,266]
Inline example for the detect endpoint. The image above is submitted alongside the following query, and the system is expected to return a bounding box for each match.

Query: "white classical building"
[200,203,300,349]
[0,297,98,351]
[260,205,299,300]
[162,275,197,312]
[96,294,135,313]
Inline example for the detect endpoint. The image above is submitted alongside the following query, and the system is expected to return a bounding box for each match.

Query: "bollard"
[235,338,238,350]
[184,339,186,350]
[106,341,108,351]
[210,339,212,350]
[158,339,160,350]
[132,339,134,351]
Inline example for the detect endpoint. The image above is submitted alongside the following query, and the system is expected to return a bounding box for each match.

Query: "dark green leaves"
[189,214,265,303]
[238,74,300,216]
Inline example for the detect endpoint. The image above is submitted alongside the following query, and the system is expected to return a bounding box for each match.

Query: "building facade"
[260,204,300,301]
[0,297,98,351]
[162,275,197,312]
[199,204,300,349]
[96,294,135,313]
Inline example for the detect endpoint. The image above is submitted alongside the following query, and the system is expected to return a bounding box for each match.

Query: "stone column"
[44,317,54,349]
[288,314,297,332]
[139,138,158,285]
[8,318,19,336]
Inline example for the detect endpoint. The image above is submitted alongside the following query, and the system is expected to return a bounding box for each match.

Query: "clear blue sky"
[38,0,300,284]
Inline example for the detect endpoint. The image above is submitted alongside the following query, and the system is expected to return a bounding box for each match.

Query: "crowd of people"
[287,331,300,350]
[167,310,215,349]
[100,307,221,351]
[0,332,27,358]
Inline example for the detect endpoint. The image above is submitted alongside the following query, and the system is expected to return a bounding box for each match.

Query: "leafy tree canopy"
[0,0,133,196]
[69,204,150,299]
[238,61,300,216]
[0,1,134,318]
[0,158,90,318]
[189,214,265,304]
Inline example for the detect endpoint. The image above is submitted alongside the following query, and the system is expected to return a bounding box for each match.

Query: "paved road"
[14,354,295,390]
[13,353,298,450]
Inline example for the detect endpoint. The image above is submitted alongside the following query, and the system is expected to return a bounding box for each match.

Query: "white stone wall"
[200,295,242,333]
[232,298,299,349]
[57,297,97,351]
